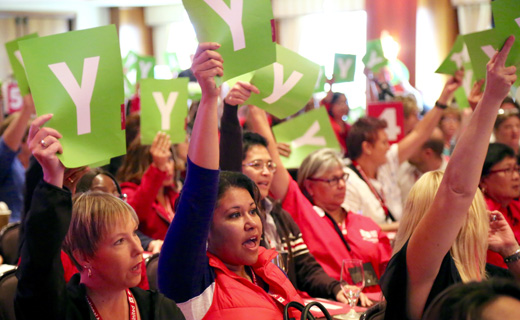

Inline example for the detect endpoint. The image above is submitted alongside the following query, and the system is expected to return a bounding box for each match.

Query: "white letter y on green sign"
[204,0,245,51]
[48,56,99,135]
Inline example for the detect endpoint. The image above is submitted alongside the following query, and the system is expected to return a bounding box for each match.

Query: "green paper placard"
[435,35,468,75]
[314,66,327,93]
[183,0,276,81]
[225,72,254,90]
[165,52,181,73]
[123,50,139,72]
[136,55,156,80]
[5,33,38,96]
[333,54,356,83]
[88,158,111,168]
[245,45,320,119]
[19,25,126,168]
[454,87,470,109]
[362,39,388,73]
[188,82,202,101]
[492,0,520,38]
[272,107,340,168]
[140,78,189,145]
[464,29,520,84]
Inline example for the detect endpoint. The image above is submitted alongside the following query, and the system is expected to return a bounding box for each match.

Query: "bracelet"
[435,101,448,110]
[504,248,520,264]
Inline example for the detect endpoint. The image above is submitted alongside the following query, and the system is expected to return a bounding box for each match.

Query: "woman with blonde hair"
[380,36,520,320]
[15,115,185,319]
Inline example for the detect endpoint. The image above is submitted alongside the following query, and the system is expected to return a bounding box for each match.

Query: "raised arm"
[247,106,291,200]
[158,43,222,302]
[406,36,516,319]
[16,114,70,319]
[188,43,222,170]
[219,81,259,171]
[396,70,463,164]
[2,95,34,152]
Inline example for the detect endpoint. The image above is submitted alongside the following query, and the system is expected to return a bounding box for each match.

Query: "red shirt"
[280,178,392,293]
[121,165,179,240]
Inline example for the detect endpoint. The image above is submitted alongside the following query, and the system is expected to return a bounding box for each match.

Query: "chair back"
[145,253,160,291]
[0,223,20,265]
[0,268,17,320]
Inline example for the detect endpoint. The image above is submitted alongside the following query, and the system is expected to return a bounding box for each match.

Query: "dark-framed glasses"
[242,160,277,173]
[488,166,520,176]
[307,173,349,187]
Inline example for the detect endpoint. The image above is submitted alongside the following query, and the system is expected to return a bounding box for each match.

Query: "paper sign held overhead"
[333,54,356,83]
[367,101,404,143]
[183,0,276,81]
[19,25,126,168]
[5,33,38,96]
[272,107,340,168]
[140,78,189,145]
[246,45,320,119]
[362,39,388,73]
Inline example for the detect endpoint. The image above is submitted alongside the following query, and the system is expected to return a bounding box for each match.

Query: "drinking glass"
[339,259,365,319]
[272,250,289,273]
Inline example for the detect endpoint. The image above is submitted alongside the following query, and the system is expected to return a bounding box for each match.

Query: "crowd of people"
[1,27,520,320]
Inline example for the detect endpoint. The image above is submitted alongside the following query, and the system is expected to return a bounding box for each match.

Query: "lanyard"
[86,289,137,320]
[249,266,289,308]
[351,161,395,221]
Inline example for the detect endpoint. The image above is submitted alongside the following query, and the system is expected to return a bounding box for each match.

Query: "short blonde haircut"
[394,171,488,282]
[297,148,344,203]
[62,192,139,271]
[394,95,419,119]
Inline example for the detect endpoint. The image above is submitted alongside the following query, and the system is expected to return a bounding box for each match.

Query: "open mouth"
[243,236,259,249]
[131,261,141,272]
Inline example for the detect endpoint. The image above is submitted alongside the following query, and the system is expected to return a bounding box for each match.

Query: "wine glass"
[340,259,365,319]
[271,250,289,273]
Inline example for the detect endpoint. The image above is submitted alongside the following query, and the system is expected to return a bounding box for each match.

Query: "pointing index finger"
[496,35,515,66]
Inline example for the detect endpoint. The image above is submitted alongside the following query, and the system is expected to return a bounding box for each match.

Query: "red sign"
[7,82,23,114]
[367,101,404,143]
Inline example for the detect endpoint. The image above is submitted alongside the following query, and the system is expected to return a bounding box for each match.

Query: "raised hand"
[488,210,519,258]
[437,68,464,105]
[224,81,260,106]
[150,131,172,172]
[277,142,292,158]
[468,79,485,111]
[28,114,64,188]
[484,36,517,102]
[191,42,223,98]
[63,166,90,194]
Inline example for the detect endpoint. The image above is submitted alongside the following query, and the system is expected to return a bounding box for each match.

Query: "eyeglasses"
[242,160,277,173]
[307,173,349,187]
[488,166,520,176]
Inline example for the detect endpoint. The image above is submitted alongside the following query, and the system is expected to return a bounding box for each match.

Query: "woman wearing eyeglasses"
[481,143,520,268]
[247,106,392,294]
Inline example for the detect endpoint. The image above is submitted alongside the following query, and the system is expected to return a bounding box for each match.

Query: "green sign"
[123,50,139,72]
[314,66,327,93]
[435,35,467,75]
[245,45,319,119]
[136,55,156,80]
[492,0,520,38]
[272,107,340,168]
[362,39,388,73]
[19,25,126,168]
[165,52,182,73]
[140,78,189,145]
[183,0,276,81]
[464,29,520,84]
[333,54,356,83]
[5,33,38,96]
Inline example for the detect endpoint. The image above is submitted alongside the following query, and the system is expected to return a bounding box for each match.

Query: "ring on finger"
[40,139,48,148]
